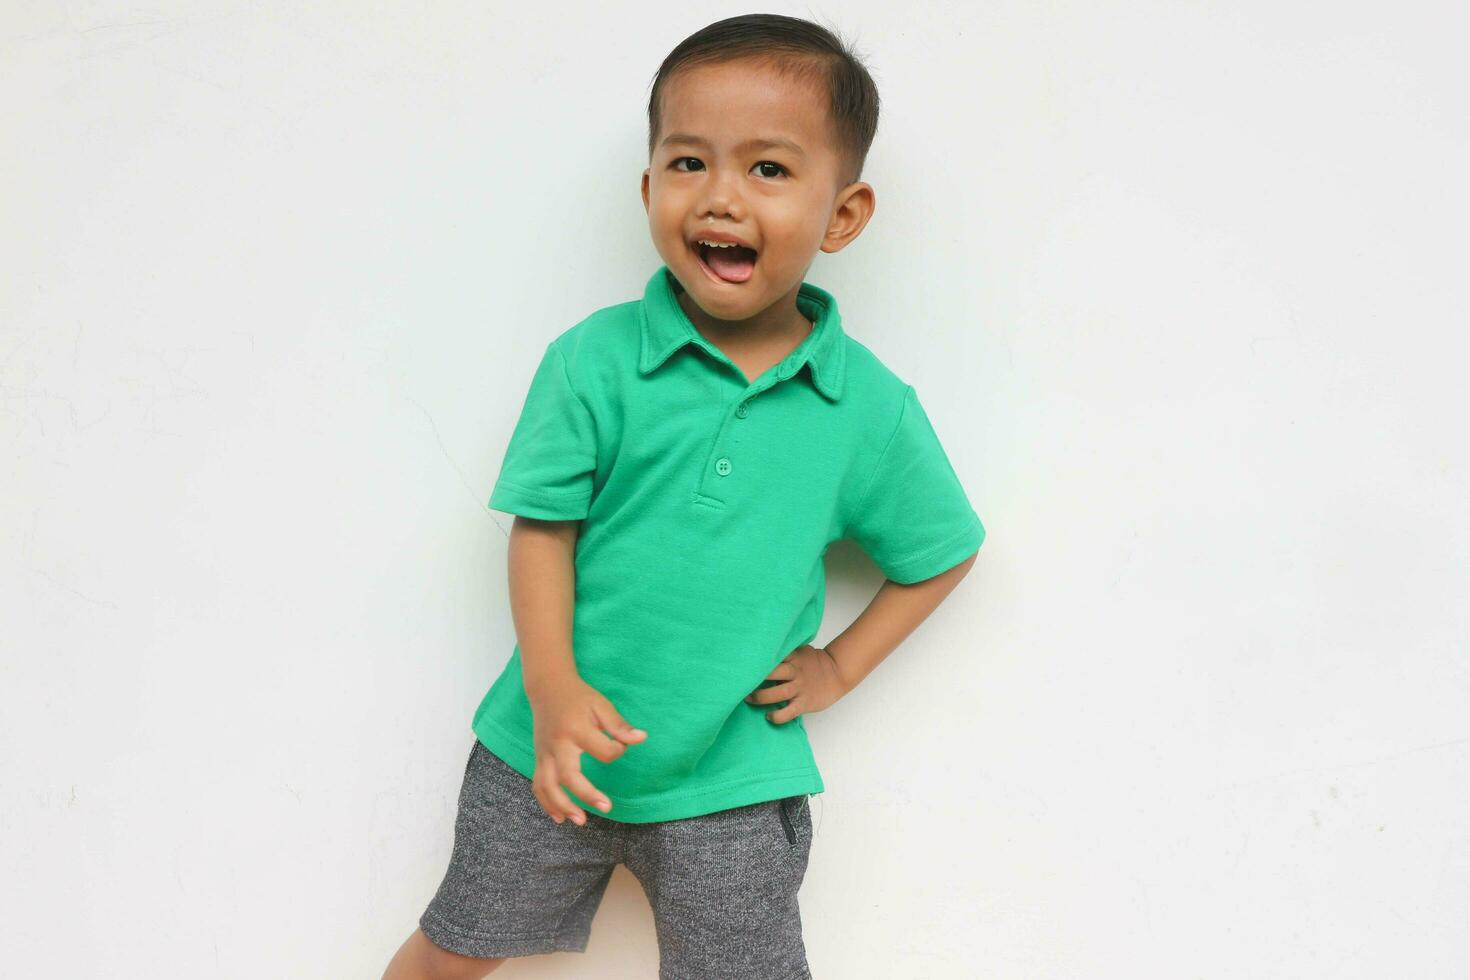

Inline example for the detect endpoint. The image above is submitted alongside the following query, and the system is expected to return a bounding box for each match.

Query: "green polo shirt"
[471,264,985,822]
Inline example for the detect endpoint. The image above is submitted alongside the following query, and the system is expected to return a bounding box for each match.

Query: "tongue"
[705,245,756,283]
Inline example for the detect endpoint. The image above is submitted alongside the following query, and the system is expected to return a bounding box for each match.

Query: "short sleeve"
[487,341,598,521]
[845,385,986,583]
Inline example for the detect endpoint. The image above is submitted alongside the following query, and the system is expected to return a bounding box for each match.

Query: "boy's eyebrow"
[660,133,807,159]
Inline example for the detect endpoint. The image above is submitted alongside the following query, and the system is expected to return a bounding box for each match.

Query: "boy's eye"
[669,157,788,179]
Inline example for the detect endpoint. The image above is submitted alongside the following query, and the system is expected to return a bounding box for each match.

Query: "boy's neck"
[674,281,813,353]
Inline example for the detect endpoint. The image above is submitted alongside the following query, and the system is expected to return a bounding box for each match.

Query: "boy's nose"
[697,173,745,220]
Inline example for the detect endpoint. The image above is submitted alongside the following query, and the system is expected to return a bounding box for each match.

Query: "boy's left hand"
[744,644,850,724]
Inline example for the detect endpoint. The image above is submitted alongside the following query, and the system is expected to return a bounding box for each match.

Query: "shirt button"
[735,402,749,418]
[715,457,732,476]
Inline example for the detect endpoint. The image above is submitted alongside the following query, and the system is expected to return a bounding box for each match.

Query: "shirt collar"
[638,265,847,401]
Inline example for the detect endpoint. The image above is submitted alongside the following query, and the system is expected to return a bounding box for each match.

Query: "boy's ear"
[820,181,876,254]
[641,169,651,212]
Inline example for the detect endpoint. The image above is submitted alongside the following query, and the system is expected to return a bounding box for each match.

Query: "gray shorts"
[420,739,815,980]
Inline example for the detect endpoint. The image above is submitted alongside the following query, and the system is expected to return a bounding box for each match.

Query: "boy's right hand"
[526,674,647,826]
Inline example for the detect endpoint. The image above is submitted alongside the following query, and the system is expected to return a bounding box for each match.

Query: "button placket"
[695,371,784,504]
[693,346,811,505]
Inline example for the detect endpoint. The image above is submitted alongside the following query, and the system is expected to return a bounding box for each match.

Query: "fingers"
[592,702,648,746]
[528,690,646,826]
[583,726,631,764]
[545,788,583,825]
[533,748,614,826]
[565,767,613,817]
[535,761,591,825]
[763,696,802,725]
[746,680,798,705]
[747,657,799,697]
[746,680,802,724]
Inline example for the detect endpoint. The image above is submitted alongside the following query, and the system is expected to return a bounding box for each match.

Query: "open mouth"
[691,239,758,284]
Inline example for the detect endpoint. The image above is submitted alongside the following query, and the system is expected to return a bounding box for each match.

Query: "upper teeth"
[698,240,744,248]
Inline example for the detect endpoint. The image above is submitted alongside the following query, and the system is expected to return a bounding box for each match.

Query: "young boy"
[383,13,985,980]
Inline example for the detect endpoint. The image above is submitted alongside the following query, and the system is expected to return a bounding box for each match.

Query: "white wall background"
[3,1,1467,977]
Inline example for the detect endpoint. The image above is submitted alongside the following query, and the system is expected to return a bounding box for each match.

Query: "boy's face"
[642,59,874,324]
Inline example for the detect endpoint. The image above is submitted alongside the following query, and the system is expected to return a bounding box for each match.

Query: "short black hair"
[646,14,881,188]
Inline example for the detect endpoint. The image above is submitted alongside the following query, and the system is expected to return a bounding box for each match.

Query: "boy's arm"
[823,552,979,694]
[505,514,646,823]
[506,515,582,700]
